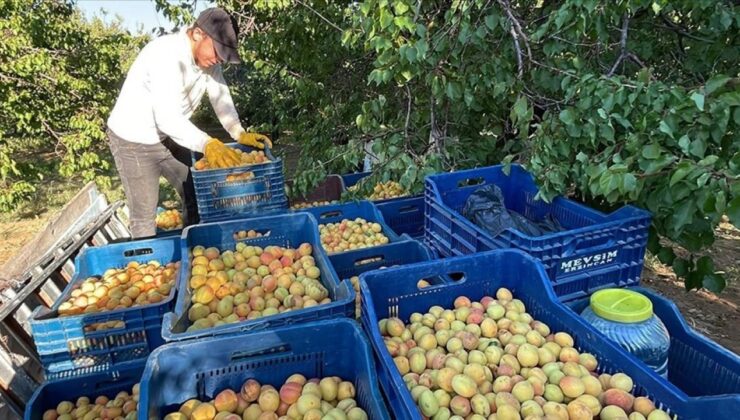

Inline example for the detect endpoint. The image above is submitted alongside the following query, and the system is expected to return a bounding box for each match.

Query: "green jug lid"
[589,288,653,323]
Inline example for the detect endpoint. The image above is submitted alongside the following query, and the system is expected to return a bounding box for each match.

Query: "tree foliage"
[158,0,738,292]
[0,0,146,211]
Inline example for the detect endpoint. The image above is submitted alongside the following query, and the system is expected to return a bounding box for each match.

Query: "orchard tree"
[164,0,740,291]
[0,0,146,211]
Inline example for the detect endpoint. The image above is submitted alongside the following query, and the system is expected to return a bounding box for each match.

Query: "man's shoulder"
[144,31,184,50]
[139,31,189,61]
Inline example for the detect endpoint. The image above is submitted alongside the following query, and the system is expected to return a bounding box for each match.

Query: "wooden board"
[1,182,108,285]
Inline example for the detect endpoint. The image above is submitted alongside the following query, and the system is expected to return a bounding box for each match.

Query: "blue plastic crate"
[329,240,435,281]
[424,164,652,301]
[25,361,145,420]
[359,250,738,419]
[376,196,425,239]
[341,171,418,204]
[287,174,344,209]
[565,286,740,400]
[141,319,390,419]
[340,171,371,189]
[191,144,288,222]
[300,200,402,255]
[30,237,181,377]
[162,212,354,342]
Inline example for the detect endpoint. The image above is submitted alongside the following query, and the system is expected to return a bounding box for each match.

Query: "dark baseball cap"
[195,7,241,64]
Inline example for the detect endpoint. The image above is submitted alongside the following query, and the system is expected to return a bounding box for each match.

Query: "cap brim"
[214,42,241,64]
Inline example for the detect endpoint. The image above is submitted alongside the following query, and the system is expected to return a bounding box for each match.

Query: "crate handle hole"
[224,171,255,182]
[447,272,465,282]
[399,205,419,213]
[123,248,153,257]
[320,210,342,219]
[83,319,127,334]
[231,344,291,362]
[457,177,484,187]
[354,256,383,266]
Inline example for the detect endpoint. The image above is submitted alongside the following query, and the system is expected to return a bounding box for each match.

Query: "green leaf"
[621,173,637,193]
[559,109,576,125]
[512,96,528,123]
[670,162,693,187]
[672,200,694,231]
[657,247,675,265]
[671,182,691,201]
[642,144,660,159]
[690,92,705,111]
[714,191,727,214]
[484,14,498,30]
[393,1,409,14]
[672,257,689,277]
[685,270,702,291]
[689,138,706,158]
[698,155,719,167]
[394,16,415,31]
[658,120,674,139]
[647,227,660,254]
[696,172,711,187]
[705,75,730,95]
[404,45,417,62]
[696,256,714,274]
[727,196,740,228]
[446,81,462,100]
[416,39,428,58]
[678,135,690,154]
[378,9,391,28]
[703,273,726,293]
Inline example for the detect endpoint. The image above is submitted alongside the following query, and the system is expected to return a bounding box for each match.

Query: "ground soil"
[641,222,740,354]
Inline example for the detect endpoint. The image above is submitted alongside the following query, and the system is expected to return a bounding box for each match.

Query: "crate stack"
[21,154,740,420]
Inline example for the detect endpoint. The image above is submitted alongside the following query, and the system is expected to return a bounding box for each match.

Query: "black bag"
[462,185,562,238]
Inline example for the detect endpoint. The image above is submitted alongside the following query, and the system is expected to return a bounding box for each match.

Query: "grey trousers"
[107,128,199,238]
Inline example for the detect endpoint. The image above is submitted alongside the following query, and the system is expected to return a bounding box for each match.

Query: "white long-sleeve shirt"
[107,29,245,152]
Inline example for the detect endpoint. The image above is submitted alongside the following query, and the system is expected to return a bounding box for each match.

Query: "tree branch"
[429,89,443,153]
[41,120,68,156]
[659,14,714,43]
[498,0,531,78]
[607,13,630,77]
[510,27,524,78]
[530,59,578,77]
[500,0,531,59]
[293,0,343,33]
[627,52,646,69]
[404,84,412,140]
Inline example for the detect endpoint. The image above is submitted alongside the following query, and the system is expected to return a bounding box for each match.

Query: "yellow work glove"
[237,131,273,150]
[203,138,240,168]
